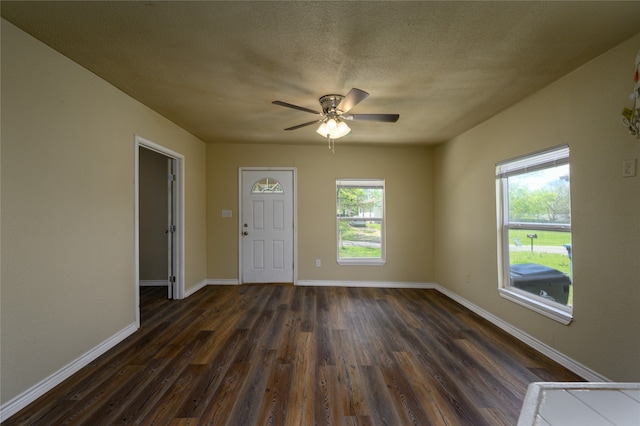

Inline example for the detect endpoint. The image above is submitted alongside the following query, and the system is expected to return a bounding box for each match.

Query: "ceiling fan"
[272,88,399,142]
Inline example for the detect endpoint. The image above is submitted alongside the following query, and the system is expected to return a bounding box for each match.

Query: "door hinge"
[169,276,176,283]
[168,173,176,182]
[168,225,176,233]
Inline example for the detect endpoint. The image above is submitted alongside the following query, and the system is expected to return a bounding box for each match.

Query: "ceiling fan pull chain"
[327,136,335,153]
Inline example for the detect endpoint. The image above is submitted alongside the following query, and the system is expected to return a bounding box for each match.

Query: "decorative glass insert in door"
[252,178,283,194]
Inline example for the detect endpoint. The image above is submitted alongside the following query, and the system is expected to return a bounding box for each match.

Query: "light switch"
[221,209,232,218]
[622,159,637,177]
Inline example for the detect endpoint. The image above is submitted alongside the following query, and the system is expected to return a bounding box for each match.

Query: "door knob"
[243,231,248,236]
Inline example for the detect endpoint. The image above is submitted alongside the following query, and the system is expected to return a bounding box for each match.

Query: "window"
[496,146,573,324]
[252,177,283,194]
[336,179,385,265]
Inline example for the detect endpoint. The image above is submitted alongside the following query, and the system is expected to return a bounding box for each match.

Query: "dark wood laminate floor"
[3,285,583,425]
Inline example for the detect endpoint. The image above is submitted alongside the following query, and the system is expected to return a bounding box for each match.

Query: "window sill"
[337,258,386,266]
[499,287,573,325]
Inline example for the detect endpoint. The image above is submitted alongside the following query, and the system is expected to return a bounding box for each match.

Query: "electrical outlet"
[622,159,637,177]
[315,259,321,268]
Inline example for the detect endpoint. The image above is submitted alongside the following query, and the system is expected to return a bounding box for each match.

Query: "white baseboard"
[0,322,138,422]
[206,279,240,286]
[183,279,208,298]
[183,279,238,298]
[433,284,609,382]
[139,279,168,287]
[296,280,436,289]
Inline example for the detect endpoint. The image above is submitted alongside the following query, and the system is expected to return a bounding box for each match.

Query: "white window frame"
[496,145,573,325]
[336,179,386,265]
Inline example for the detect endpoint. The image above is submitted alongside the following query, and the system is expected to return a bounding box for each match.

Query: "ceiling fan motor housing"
[273,88,397,134]
[319,95,345,116]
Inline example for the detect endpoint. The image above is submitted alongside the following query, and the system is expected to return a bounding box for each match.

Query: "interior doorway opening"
[134,135,184,327]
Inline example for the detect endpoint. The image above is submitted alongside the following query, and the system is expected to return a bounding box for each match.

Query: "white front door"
[241,169,294,283]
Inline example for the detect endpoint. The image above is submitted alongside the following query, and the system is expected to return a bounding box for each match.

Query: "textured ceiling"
[3,1,640,146]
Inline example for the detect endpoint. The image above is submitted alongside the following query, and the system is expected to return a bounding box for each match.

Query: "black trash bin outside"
[509,263,571,304]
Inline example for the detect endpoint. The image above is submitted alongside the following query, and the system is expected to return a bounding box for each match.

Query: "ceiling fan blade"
[346,113,400,123]
[284,120,322,131]
[337,88,369,113]
[272,100,321,115]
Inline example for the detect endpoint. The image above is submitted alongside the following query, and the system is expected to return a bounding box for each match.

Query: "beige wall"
[1,20,207,404]
[206,143,435,283]
[434,33,640,381]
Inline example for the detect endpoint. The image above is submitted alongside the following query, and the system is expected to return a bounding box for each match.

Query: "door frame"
[134,135,185,327]
[238,167,297,285]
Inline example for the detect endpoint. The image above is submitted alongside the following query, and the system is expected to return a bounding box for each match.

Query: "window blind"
[496,145,569,179]
[336,179,384,189]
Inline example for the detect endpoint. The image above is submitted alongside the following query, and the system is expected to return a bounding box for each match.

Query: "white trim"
[296,280,436,289]
[336,258,386,266]
[184,280,239,298]
[140,280,169,287]
[181,279,206,298]
[134,135,186,327]
[238,167,298,285]
[206,278,240,286]
[499,287,573,325]
[0,323,138,422]
[436,285,607,382]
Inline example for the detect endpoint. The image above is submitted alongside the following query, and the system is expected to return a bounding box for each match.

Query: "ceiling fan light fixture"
[333,120,351,138]
[316,118,350,139]
[316,122,328,137]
